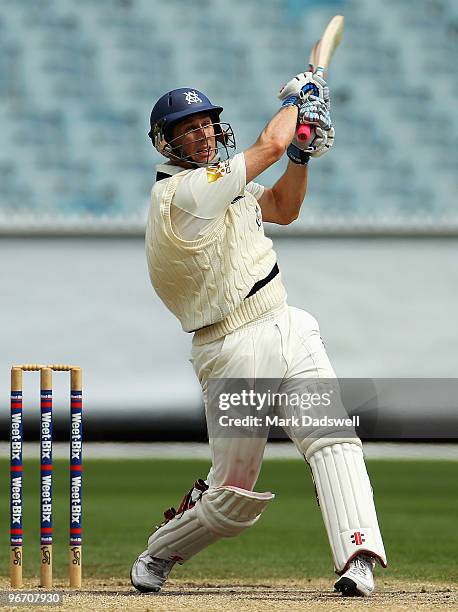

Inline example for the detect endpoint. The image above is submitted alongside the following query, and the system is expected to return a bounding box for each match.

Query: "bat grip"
[297,124,312,141]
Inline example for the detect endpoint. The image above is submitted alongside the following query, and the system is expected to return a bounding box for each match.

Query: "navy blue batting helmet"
[148,88,235,166]
[149,88,223,140]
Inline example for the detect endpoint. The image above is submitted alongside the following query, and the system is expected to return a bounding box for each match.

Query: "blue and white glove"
[287,126,335,164]
[280,72,333,164]
[298,95,332,131]
[279,71,330,109]
[309,125,335,158]
[287,97,335,164]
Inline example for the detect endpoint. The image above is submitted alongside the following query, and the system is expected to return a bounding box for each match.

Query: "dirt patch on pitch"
[0,577,456,611]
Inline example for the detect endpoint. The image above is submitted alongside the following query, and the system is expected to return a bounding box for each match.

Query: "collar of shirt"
[155,162,183,179]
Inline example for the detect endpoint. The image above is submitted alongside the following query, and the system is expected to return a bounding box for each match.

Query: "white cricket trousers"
[191,302,338,489]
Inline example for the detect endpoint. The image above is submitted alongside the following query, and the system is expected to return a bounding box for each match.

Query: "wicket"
[10,364,83,589]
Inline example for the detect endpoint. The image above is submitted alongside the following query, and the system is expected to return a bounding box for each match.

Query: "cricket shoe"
[130,550,175,593]
[334,554,376,597]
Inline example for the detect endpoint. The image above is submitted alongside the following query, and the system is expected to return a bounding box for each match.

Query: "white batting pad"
[308,442,387,572]
[148,486,274,563]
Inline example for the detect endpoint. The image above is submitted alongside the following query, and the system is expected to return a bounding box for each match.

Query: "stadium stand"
[0,0,456,232]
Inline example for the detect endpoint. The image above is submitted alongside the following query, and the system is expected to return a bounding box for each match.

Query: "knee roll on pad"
[305,435,362,459]
[196,486,275,536]
[307,441,387,573]
[148,486,274,563]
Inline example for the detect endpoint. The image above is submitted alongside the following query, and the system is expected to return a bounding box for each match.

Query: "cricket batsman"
[131,77,387,597]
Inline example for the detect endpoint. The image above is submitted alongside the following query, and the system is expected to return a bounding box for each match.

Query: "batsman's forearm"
[258,105,299,152]
[272,161,308,221]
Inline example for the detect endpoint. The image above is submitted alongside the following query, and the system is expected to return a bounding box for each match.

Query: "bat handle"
[297,124,312,141]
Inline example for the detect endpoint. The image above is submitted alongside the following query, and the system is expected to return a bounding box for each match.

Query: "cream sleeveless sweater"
[145,170,287,344]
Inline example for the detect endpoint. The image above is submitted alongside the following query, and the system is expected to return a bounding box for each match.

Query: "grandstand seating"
[0,0,456,231]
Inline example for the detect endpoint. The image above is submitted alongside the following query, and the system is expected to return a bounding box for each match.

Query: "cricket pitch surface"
[0,578,456,611]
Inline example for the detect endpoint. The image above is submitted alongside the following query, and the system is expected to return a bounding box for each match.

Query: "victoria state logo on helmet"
[184,91,203,105]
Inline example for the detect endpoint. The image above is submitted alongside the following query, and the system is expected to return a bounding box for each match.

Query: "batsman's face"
[172,113,217,164]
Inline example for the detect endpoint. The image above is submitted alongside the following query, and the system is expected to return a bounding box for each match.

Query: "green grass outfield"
[0,458,457,583]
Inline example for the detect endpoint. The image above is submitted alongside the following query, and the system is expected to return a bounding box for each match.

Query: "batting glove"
[309,125,335,158]
[279,71,330,107]
[298,96,332,131]
[287,143,310,165]
[287,124,335,164]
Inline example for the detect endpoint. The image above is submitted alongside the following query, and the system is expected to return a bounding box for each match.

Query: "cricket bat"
[297,15,345,142]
